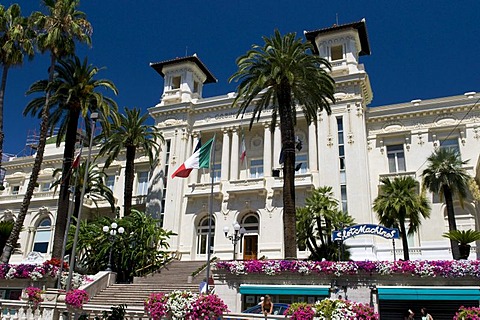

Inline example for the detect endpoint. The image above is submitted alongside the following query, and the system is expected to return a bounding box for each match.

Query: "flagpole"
[206,134,216,293]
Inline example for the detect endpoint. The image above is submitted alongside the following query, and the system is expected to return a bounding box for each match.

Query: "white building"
[1,20,479,263]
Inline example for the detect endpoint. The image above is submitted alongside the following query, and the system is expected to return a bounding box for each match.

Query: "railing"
[0,300,288,320]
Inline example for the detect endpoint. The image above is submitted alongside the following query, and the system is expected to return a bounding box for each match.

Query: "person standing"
[405,309,415,320]
[421,307,433,320]
[261,295,273,317]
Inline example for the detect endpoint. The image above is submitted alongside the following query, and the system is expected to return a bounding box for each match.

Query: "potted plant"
[65,289,89,310]
[22,286,44,308]
[443,229,480,259]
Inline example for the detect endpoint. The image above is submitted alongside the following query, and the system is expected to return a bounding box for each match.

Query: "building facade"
[1,20,479,264]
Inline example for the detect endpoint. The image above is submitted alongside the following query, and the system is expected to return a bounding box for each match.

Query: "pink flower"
[65,289,89,309]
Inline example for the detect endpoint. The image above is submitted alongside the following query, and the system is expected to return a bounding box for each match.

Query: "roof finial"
[335,13,339,26]
[185,46,188,57]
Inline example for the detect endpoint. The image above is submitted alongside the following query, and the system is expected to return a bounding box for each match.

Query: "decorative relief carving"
[474,127,480,140]
[327,135,334,147]
[383,122,404,133]
[356,103,363,117]
[347,132,354,144]
[417,133,425,145]
[434,114,457,126]
[367,140,372,151]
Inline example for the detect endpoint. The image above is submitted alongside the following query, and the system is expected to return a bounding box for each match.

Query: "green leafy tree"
[422,148,470,260]
[69,209,174,282]
[230,30,335,259]
[24,56,117,258]
[296,186,354,261]
[373,176,431,260]
[0,3,35,166]
[1,0,92,263]
[0,220,14,253]
[96,107,163,216]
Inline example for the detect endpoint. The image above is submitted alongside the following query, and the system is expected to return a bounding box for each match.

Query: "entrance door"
[243,235,258,260]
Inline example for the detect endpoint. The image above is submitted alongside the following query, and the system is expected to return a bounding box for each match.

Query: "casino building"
[0,19,479,265]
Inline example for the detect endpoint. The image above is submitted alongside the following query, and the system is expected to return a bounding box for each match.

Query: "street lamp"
[223,222,246,260]
[103,222,125,271]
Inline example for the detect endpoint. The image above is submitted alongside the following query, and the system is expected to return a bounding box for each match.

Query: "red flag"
[240,134,246,163]
[72,150,82,169]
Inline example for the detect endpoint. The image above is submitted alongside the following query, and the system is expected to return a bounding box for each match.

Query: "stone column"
[230,127,239,180]
[273,124,281,167]
[308,123,318,172]
[263,122,272,177]
[221,128,230,181]
[189,132,200,184]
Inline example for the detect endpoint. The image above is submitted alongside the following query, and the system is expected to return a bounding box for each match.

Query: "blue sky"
[3,0,479,156]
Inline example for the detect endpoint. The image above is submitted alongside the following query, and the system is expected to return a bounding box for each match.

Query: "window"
[337,117,347,212]
[137,172,149,196]
[295,154,308,174]
[160,140,171,221]
[33,218,51,253]
[197,217,215,255]
[172,76,181,89]
[387,145,406,173]
[249,159,264,178]
[106,175,115,192]
[12,186,19,195]
[41,182,51,192]
[331,45,343,61]
[440,138,460,154]
[213,163,221,182]
[193,81,199,93]
[242,214,259,233]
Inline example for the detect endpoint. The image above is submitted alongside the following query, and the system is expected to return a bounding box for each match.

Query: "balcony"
[379,170,417,180]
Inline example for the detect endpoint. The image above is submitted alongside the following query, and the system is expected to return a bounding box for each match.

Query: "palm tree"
[51,161,116,218]
[422,148,470,259]
[24,56,117,258]
[296,186,354,261]
[230,30,335,259]
[97,107,163,216]
[1,0,92,263]
[373,176,431,260]
[0,3,35,166]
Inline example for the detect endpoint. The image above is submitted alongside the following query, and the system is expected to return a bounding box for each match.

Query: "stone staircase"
[86,260,209,307]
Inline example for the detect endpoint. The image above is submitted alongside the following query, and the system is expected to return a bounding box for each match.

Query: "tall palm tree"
[373,176,431,260]
[51,161,116,219]
[230,30,335,259]
[0,3,35,166]
[24,56,117,258]
[97,107,163,216]
[422,148,470,259]
[1,0,92,263]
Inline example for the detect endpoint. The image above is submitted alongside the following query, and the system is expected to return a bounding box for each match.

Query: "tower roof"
[150,54,217,84]
[304,19,371,56]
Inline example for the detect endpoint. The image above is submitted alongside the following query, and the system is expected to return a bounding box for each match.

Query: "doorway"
[243,235,258,260]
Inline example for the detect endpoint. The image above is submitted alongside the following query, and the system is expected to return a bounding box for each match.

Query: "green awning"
[240,284,330,296]
[378,287,480,301]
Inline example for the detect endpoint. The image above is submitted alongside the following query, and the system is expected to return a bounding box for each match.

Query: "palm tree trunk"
[0,65,9,170]
[399,221,410,260]
[278,79,297,260]
[52,108,81,258]
[1,54,56,263]
[444,187,460,259]
[124,146,136,216]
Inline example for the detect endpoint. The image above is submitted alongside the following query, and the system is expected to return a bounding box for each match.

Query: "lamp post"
[102,222,125,271]
[223,222,246,260]
[65,112,98,291]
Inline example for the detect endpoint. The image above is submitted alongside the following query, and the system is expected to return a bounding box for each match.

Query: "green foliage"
[94,304,127,320]
[296,186,355,261]
[0,220,14,253]
[443,229,480,245]
[373,176,431,260]
[68,210,175,282]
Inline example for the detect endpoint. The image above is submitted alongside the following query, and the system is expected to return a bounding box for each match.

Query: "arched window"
[197,217,215,255]
[33,217,52,253]
[242,214,259,233]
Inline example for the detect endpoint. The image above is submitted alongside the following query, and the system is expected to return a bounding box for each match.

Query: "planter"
[459,244,471,259]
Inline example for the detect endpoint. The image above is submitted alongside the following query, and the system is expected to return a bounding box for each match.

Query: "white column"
[263,122,272,177]
[230,127,239,180]
[221,128,230,181]
[308,123,318,172]
[189,132,200,184]
[273,124,281,167]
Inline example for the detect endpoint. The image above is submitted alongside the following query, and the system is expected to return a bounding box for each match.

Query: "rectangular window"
[440,138,460,154]
[193,81,199,93]
[295,154,308,174]
[33,230,50,253]
[338,117,347,212]
[106,175,115,191]
[331,45,343,61]
[213,163,221,182]
[160,140,171,222]
[249,159,264,178]
[341,185,348,212]
[12,186,19,195]
[172,76,181,89]
[41,182,51,192]
[387,144,406,173]
[137,172,149,196]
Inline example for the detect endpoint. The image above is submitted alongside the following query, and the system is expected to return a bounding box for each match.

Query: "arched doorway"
[241,214,259,260]
[196,216,215,257]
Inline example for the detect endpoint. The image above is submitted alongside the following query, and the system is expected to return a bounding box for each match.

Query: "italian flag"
[171,137,214,178]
